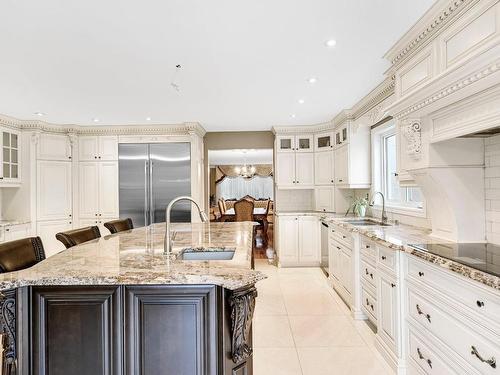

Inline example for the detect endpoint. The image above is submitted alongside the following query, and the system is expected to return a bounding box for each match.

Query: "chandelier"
[234,164,256,179]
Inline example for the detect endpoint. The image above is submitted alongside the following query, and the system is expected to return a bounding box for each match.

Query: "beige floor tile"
[297,347,394,375]
[283,291,345,315]
[253,348,303,375]
[254,315,295,348]
[255,293,287,316]
[289,315,366,347]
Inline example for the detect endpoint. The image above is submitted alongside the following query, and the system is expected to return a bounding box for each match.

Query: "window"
[374,124,424,211]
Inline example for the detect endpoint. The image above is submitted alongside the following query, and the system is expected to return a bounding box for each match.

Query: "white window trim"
[371,121,426,218]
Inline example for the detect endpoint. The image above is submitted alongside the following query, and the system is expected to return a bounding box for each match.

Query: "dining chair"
[0,237,46,273]
[104,218,134,234]
[56,226,101,249]
[234,198,255,222]
[256,199,271,245]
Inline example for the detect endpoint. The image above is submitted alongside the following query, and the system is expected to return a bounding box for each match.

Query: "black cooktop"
[409,242,500,278]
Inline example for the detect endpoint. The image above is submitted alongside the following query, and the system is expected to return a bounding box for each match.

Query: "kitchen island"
[0,222,265,375]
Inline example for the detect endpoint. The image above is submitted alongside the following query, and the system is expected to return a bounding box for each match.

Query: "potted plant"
[350,196,368,217]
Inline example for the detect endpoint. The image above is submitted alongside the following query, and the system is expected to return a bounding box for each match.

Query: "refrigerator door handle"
[149,159,154,225]
[144,160,149,226]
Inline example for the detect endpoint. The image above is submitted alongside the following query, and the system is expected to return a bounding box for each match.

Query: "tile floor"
[253,260,395,375]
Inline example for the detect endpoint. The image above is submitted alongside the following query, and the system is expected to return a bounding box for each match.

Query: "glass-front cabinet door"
[315,132,334,151]
[276,135,296,152]
[295,134,314,152]
[1,128,20,183]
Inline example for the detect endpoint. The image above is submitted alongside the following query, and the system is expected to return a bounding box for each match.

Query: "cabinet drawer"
[360,238,376,264]
[378,246,397,273]
[330,225,352,248]
[408,328,459,375]
[408,256,500,333]
[408,289,500,375]
[361,260,376,289]
[361,287,377,323]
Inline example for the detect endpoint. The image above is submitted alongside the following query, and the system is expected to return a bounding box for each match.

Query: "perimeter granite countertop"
[323,215,500,291]
[0,222,266,291]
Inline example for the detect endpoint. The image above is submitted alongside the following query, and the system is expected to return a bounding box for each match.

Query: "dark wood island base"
[0,283,257,375]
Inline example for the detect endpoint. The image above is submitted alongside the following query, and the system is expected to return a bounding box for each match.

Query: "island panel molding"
[0,289,16,375]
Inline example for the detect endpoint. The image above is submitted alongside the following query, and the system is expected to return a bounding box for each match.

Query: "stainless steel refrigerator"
[118,143,191,227]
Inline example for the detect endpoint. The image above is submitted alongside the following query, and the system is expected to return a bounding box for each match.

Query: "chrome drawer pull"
[417,348,433,369]
[471,346,496,368]
[370,273,373,279]
[365,269,369,275]
[476,300,485,308]
[416,304,431,323]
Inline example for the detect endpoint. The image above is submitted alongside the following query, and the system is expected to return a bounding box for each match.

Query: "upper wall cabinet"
[334,125,349,147]
[276,135,313,153]
[314,132,334,152]
[0,127,21,185]
[79,136,118,161]
[275,153,314,188]
[37,133,73,161]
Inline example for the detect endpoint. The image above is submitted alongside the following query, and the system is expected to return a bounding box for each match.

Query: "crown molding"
[384,0,479,74]
[0,114,206,137]
[272,121,333,135]
[349,76,395,121]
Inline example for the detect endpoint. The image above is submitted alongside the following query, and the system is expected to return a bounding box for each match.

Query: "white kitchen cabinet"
[276,134,313,153]
[37,161,72,221]
[295,153,314,186]
[314,150,334,185]
[37,133,72,161]
[37,219,73,257]
[275,152,314,188]
[276,135,296,153]
[335,124,349,147]
[277,216,299,264]
[79,161,119,219]
[277,215,320,266]
[378,271,399,350]
[4,223,31,242]
[334,144,349,185]
[0,128,21,185]
[79,217,118,236]
[339,249,353,295]
[298,216,320,263]
[79,136,118,161]
[314,132,334,152]
[314,186,335,212]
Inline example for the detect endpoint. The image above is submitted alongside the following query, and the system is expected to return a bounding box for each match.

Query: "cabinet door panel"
[298,217,319,263]
[278,217,298,263]
[334,144,349,185]
[276,153,295,187]
[295,135,314,152]
[315,132,334,152]
[124,285,217,375]
[37,134,72,161]
[99,162,119,218]
[31,286,121,375]
[315,187,335,212]
[378,272,397,349]
[78,136,99,161]
[295,153,314,186]
[339,250,352,294]
[79,162,99,218]
[314,151,334,185]
[37,220,73,257]
[37,161,72,221]
[276,136,295,152]
[99,136,118,161]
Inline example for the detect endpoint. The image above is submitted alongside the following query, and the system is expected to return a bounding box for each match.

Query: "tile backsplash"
[486,134,500,245]
[275,189,314,212]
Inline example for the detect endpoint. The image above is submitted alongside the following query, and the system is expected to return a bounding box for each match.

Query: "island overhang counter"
[0,222,265,375]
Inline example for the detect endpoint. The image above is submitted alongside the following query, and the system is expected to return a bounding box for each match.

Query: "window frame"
[371,122,426,217]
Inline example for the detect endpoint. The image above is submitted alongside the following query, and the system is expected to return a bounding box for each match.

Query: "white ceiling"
[0,0,434,131]
[209,149,273,165]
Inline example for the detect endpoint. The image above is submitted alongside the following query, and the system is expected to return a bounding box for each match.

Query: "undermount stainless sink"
[345,219,391,227]
[178,247,236,261]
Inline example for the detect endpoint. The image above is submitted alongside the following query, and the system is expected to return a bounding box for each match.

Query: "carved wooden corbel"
[0,290,16,375]
[228,285,258,363]
[402,119,422,159]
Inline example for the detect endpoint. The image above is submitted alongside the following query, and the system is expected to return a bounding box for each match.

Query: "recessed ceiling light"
[93,118,100,123]
[34,112,46,116]
[146,117,152,121]
[308,77,317,84]
[291,114,296,118]
[325,39,337,47]
[298,99,305,104]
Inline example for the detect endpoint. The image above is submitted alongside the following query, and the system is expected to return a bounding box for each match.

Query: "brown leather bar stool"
[55,226,101,249]
[103,218,134,234]
[0,237,46,273]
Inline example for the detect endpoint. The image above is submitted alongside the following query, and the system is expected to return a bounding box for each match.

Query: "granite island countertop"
[322,215,500,291]
[0,222,266,291]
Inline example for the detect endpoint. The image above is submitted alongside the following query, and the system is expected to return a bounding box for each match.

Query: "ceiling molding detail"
[391,58,500,119]
[384,0,478,73]
[0,114,206,137]
[272,121,333,135]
